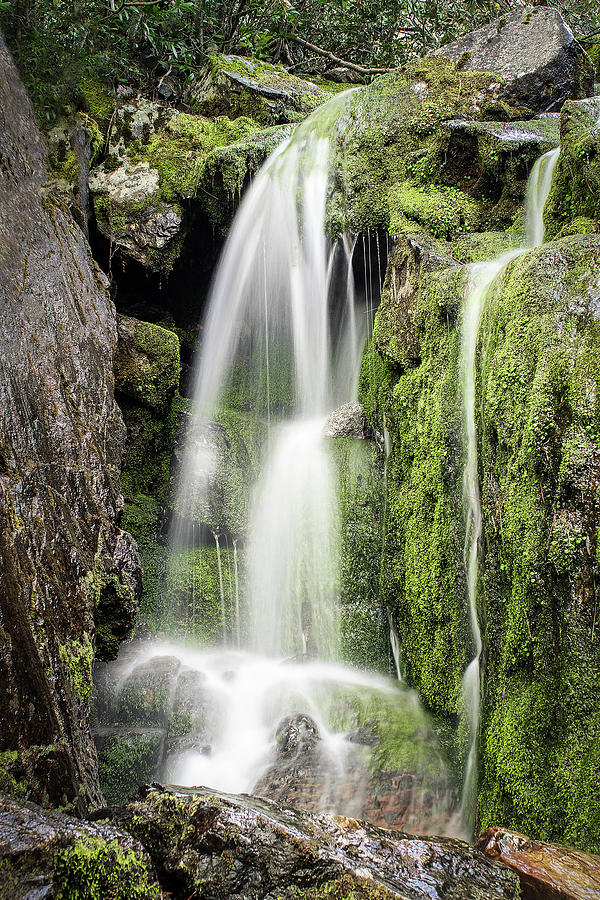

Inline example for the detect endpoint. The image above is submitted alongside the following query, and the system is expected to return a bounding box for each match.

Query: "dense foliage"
[4,0,597,124]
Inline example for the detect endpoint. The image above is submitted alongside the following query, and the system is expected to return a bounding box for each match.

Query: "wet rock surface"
[476,827,600,900]
[115,315,180,412]
[106,785,520,899]
[0,791,159,899]
[544,96,600,237]
[436,6,593,113]
[0,35,140,809]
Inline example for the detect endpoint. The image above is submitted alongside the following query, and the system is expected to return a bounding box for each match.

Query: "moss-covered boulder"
[115,316,180,412]
[330,57,559,235]
[89,160,184,272]
[0,791,159,899]
[191,53,341,125]
[476,235,600,850]
[544,96,600,238]
[89,99,291,268]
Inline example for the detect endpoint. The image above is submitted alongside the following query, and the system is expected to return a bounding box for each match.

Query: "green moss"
[139,112,260,202]
[97,734,163,807]
[359,250,470,718]
[329,438,388,672]
[116,319,180,411]
[166,545,237,642]
[49,147,80,184]
[194,54,332,125]
[291,875,395,900]
[59,635,93,701]
[168,709,193,738]
[449,231,520,263]
[558,216,600,238]
[330,56,519,234]
[0,750,27,798]
[475,236,600,849]
[80,76,115,130]
[53,836,159,899]
[0,859,30,900]
[545,99,600,238]
[389,181,481,240]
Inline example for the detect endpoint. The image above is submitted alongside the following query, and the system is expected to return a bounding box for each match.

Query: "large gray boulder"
[0,34,140,810]
[436,6,593,113]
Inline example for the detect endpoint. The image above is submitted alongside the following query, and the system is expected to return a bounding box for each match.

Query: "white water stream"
[458,147,560,832]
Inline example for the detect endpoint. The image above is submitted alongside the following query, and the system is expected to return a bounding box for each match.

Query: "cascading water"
[458,146,560,833]
[171,93,364,655]
[99,89,455,834]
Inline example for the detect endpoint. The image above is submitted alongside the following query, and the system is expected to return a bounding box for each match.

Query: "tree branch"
[286,34,394,75]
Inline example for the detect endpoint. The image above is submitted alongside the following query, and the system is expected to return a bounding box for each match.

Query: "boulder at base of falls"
[0,33,141,810]
[105,785,520,900]
[435,6,593,114]
[0,791,160,899]
[476,827,600,900]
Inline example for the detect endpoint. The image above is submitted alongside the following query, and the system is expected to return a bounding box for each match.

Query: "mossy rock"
[544,97,600,238]
[96,729,166,807]
[328,56,528,235]
[475,235,600,850]
[191,53,340,125]
[115,315,180,412]
[359,236,470,719]
[0,792,159,899]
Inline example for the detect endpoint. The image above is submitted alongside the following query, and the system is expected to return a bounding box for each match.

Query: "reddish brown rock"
[476,827,600,900]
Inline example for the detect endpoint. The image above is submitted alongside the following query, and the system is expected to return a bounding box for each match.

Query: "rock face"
[0,791,159,899]
[436,6,593,113]
[476,828,600,900]
[89,94,292,271]
[0,35,140,809]
[360,232,600,848]
[109,786,520,900]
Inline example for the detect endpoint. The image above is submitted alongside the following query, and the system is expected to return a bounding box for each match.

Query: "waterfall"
[101,92,459,832]
[458,147,560,833]
[171,90,364,657]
